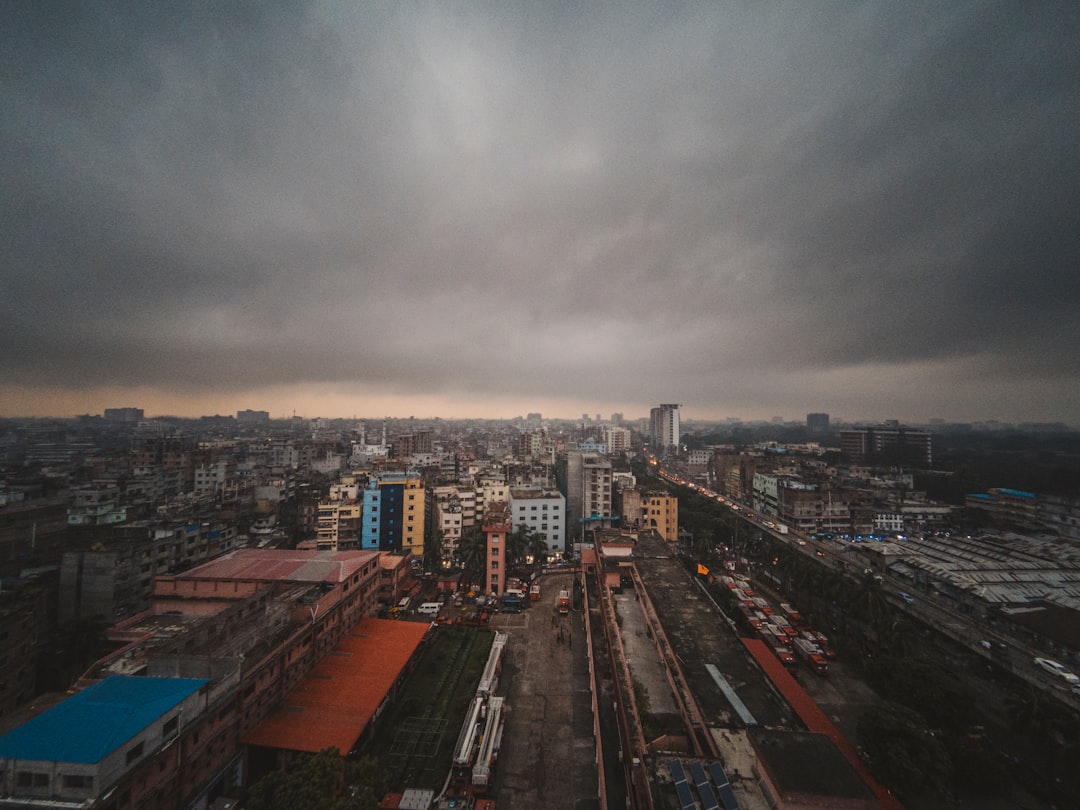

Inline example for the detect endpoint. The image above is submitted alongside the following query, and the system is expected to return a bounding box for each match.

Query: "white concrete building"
[509,488,566,560]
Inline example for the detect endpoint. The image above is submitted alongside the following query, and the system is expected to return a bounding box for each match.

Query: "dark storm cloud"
[2,1,1079,420]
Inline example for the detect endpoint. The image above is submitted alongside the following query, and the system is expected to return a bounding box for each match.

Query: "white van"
[417,602,442,617]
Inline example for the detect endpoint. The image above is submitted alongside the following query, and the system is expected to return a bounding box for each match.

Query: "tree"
[341,755,388,809]
[423,529,444,572]
[456,525,486,590]
[245,747,344,810]
[509,523,552,570]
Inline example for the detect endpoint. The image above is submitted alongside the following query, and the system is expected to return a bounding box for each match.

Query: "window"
[491,561,499,570]
[491,547,499,556]
[126,742,144,764]
[163,715,179,739]
[63,774,93,789]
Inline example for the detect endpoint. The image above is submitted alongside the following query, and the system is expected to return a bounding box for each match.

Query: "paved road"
[488,572,600,810]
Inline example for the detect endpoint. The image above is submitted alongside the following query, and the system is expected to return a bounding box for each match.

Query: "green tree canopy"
[245,747,343,810]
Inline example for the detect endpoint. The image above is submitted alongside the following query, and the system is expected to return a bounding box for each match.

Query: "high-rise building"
[604,426,632,454]
[649,404,681,452]
[562,452,614,544]
[484,501,512,595]
[840,425,932,466]
[361,472,425,554]
[509,488,566,559]
[806,413,830,433]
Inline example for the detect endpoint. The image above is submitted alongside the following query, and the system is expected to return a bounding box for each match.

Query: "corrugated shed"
[179,548,378,584]
[242,618,430,755]
[0,675,207,764]
[742,638,903,810]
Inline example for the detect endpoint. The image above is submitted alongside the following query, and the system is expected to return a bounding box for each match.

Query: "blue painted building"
[0,675,209,807]
[361,472,425,555]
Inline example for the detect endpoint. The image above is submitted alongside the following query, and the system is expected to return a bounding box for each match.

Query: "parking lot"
[487,572,601,810]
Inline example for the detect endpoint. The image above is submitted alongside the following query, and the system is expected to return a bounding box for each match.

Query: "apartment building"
[603,426,632,455]
[428,485,477,565]
[59,521,241,622]
[643,492,679,543]
[67,483,127,527]
[361,473,425,555]
[563,452,614,545]
[314,501,362,551]
[475,476,509,524]
[0,548,394,810]
[0,576,53,722]
[508,488,565,560]
[649,404,681,453]
[839,425,932,466]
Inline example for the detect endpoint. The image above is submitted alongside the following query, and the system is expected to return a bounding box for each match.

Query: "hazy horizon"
[4,3,1079,426]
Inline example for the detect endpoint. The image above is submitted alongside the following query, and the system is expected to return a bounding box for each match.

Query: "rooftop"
[178,548,379,584]
[0,675,207,764]
[242,617,430,755]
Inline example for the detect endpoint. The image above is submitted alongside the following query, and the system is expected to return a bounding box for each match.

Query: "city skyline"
[3,3,1079,425]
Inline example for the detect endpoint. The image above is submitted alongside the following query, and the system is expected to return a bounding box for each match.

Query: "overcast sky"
[3,2,1079,424]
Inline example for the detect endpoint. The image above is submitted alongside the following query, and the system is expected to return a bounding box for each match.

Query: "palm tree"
[457,526,486,591]
[524,527,550,567]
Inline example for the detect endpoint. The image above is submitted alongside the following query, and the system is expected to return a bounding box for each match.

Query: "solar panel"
[669,761,696,810]
[688,760,720,810]
[707,762,740,810]
[707,761,730,789]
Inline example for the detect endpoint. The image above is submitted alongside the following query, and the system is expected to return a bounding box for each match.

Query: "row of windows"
[16,772,93,790]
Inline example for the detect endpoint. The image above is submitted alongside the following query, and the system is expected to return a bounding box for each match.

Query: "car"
[1034,657,1080,684]
[898,592,916,605]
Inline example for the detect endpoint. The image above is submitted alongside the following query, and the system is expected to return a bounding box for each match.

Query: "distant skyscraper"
[649,404,681,452]
[840,425,932,466]
[806,413,830,433]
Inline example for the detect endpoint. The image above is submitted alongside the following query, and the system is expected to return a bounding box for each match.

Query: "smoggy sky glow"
[3,2,1079,424]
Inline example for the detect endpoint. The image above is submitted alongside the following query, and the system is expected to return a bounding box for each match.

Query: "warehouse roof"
[0,675,207,764]
[242,618,430,755]
[178,548,379,584]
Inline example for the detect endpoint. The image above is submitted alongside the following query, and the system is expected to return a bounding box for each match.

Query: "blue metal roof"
[0,676,207,764]
[998,488,1036,499]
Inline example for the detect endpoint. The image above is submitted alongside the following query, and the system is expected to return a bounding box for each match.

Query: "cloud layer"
[3,2,1079,422]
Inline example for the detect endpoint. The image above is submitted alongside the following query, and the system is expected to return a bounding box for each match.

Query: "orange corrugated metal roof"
[243,618,431,755]
[742,638,904,810]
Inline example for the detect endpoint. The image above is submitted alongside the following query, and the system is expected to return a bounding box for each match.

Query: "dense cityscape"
[5,2,1079,809]
[1,405,1079,809]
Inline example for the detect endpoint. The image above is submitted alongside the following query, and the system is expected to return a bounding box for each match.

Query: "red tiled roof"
[742,638,904,810]
[179,548,379,584]
[242,618,430,754]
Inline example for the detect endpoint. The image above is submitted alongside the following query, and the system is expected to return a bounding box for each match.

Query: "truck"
[793,636,830,675]
[530,582,541,601]
[558,589,570,614]
[776,524,789,534]
[502,594,524,614]
[767,640,797,669]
